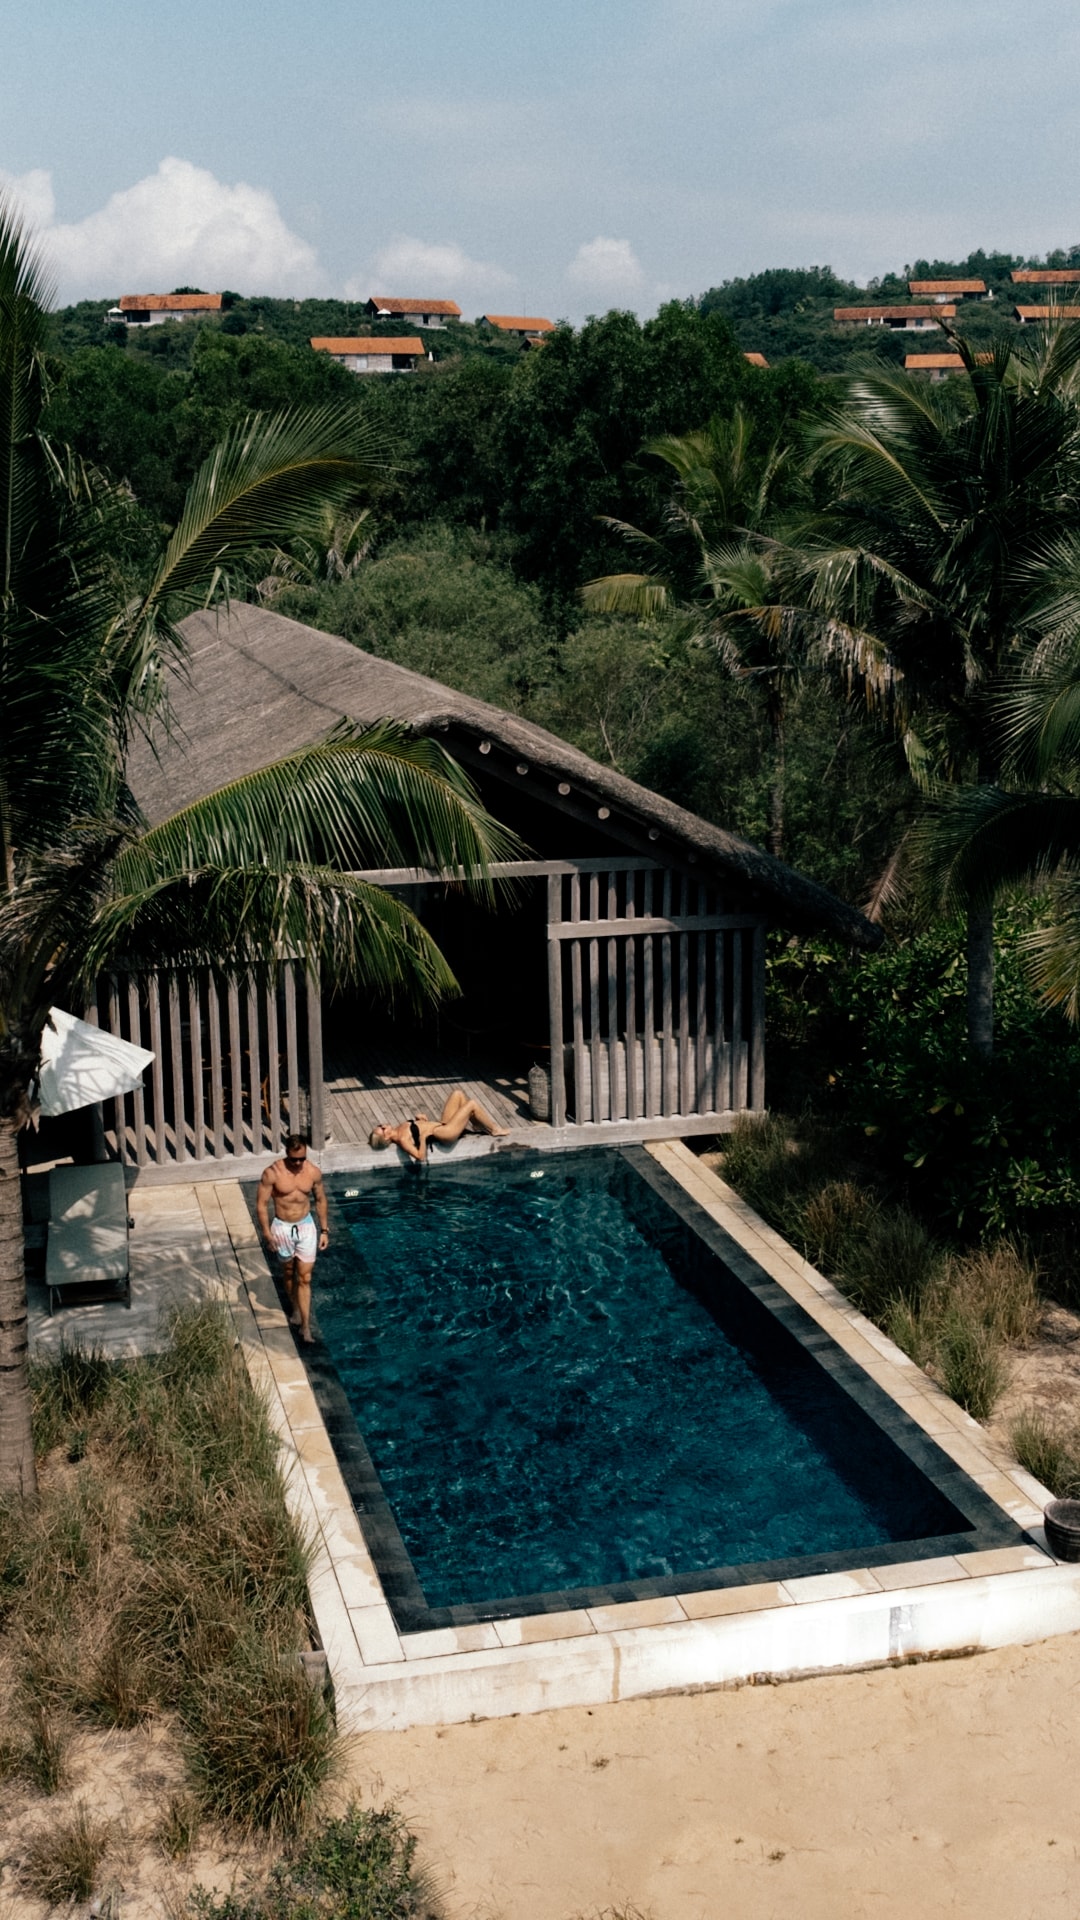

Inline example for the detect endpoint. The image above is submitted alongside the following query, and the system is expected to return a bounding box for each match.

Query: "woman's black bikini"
[409,1119,422,1151]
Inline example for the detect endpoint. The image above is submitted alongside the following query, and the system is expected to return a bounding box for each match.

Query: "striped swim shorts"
[269,1214,319,1264]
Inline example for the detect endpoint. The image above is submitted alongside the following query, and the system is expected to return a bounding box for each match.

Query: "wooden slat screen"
[93,962,322,1167]
[547,864,766,1125]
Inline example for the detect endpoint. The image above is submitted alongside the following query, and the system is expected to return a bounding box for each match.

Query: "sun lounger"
[45,1164,132,1315]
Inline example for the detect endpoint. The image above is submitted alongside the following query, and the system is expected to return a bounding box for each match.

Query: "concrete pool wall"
[94,1142,1080,1734]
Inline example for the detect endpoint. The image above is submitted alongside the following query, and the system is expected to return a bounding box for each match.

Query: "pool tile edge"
[201,1161,1080,1736]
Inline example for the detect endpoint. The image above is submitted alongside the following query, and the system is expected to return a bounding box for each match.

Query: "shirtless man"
[256,1135,328,1343]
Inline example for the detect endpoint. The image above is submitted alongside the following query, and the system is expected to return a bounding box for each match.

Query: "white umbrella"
[38,1007,156,1118]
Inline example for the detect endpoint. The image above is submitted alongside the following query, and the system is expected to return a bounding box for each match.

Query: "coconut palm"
[0,205,517,1497]
[581,409,804,856]
[798,323,1080,1055]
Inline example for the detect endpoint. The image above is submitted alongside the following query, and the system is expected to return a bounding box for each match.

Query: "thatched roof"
[126,603,879,946]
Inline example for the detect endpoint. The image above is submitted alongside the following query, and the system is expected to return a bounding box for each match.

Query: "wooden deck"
[322,1038,541,1144]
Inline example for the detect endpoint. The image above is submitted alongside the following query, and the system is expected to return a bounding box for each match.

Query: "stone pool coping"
[198,1141,1080,1733]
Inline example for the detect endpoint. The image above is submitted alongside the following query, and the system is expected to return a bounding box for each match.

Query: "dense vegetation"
[34,248,1080,1261]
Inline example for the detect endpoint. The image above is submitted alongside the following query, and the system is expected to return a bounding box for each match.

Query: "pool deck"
[29,1140,1080,1730]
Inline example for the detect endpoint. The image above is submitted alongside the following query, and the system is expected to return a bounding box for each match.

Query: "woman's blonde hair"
[369,1126,389,1149]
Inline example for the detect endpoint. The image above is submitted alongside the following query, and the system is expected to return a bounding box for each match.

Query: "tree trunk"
[966,899,994,1061]
[0,1111,35,1498]
[767,695,785,862]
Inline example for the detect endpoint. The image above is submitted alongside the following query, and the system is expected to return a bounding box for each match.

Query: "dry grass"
[18,1801,113,1903]
[717,1115,1045,1429]
[1,1301,336,1838]
[1010,1406,1080,1498]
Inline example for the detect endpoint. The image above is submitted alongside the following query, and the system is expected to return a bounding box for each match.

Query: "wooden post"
[607,871,620,1119]
[624,890,638,1123]
[712,932,728,1116]
[167,974,188,1162]
[569,871,587,1123]
[147,974,165,1164]
[696,912,709,1112]
[678,929,691,1115]
[306,966,325,1150]
[106,975,126,1163]
[588,873,602,1122]
[284,964,301,1137]
[750,922,766,1111]
[247,974,262,1154]
[266,974,282,1153]
[732,931,746,1110]
[547,875,567,1128]
[208,974,226,1159]
[227,976,243,1154]
[127,976,147,1166]
[188,976,205,1160]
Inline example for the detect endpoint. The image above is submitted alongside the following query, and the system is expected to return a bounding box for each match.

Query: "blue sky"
[4,0,1080,317]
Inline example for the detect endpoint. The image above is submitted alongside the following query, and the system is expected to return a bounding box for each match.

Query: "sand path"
[350,1630,1080,1919]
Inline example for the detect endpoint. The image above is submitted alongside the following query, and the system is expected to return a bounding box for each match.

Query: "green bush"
[839,1206,941,1320]
[192,1803,440,1919]
[766,910,1080,1240]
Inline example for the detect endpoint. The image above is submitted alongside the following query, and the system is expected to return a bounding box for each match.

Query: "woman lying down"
[368,1088,510,1162]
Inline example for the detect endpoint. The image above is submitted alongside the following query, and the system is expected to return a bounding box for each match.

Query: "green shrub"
[881,1296,931,1367]
[1010,1407,1080,1498]
[935,1306,1007,1420]
[19,1803,112,1903]
[192,1803,436,1917]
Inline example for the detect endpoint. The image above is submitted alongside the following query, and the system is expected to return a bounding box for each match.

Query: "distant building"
[1011,269,1080,285]
[834,305,956,330]
[364,297,461,329]
[310,336,427,373]
[482,314,556,339]
[743,351,769,367]
[908,279,987,301]
[106,292,224,326]
[1015,305,1080,323]
[906,351,994,379]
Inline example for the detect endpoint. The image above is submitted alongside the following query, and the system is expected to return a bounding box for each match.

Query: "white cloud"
[1,158,319,300]
[347,234,514,303]
[0,167,57,229]
[566,236,645,298]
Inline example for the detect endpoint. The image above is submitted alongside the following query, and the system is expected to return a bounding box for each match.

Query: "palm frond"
[76,864,461,1008]
[581,572,672,616]
[113,725,522,892]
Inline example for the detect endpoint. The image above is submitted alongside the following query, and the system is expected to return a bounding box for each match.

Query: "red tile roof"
[1011,269,1080,284]
[310,337,425,355]
[366,297,462,317]
[483,314,555,333]
[1014,305,1080,321]
[834,304,956,321]
[119,293,223,311]
[908,279,985,296]
[899,353,991,370]
[743,351,769,367]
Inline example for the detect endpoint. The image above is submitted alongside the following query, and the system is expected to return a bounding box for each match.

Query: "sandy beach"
[349,1631,1080,1919]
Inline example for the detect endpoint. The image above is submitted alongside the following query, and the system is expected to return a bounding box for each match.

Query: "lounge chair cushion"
[46,1164,130,1289]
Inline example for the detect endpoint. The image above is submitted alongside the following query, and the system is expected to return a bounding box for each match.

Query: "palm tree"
[0,205,517,1498]
[799,324,1080,1055]
[581,410,804,857]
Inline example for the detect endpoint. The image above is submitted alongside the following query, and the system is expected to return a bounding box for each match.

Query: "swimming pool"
[263,1149,1018,1630]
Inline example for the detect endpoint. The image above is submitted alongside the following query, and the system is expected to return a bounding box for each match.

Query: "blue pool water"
[312,1151,963,1609]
